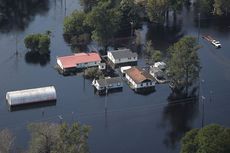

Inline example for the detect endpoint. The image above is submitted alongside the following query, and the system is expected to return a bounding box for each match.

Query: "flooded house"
[57,52,102,74]
[107,49,138,69]
[125,67,156,93]
[92,77,123,94]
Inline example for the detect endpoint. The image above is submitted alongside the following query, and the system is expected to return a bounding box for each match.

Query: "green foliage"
[146,0,169,24]
[196,0,214,15]
[28,122,90,153]
[63,11,90,44]
[145,40,163,62]
[213,0,230,16]
[169,0,184,12]
[167,36,200,92]
[55,123,90,153]
[24,33,50,55]
[79,0,100,12]
[28,122,59,153]
[85,0,122,50]
[152,50,162,62]
[181,124,230,153]
[118,0,142,28]
[196,0,230,16]
[145,40,155,57]
[0,129,14,153]
[84,67,104,79]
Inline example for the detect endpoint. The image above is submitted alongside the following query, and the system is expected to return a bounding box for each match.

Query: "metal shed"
[6,86,57,106]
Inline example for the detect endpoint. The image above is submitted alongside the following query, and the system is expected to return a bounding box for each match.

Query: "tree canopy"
[28,122,90,153]
[24,33,50,55]
[167,36,200,94]
[146,0,169,24]
[85,0,121,50]
[181,124,230,153]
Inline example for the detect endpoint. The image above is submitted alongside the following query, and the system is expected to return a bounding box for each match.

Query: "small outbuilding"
[151,62,166,70]
[6,86,57,107]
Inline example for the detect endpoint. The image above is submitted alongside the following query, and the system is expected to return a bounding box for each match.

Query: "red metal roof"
[57,53,101,69]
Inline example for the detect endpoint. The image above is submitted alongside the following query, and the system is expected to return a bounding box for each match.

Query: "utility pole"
[130,21,134,47]
[198,13,201,43]
[64,0,67,16]
[201,96,205,128]
[105,80,108,114]
[15,33,18,56]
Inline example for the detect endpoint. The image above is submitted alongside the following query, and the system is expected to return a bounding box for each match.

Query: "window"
[141,83,143,87]
[95,62,97,64]
[119,59,121,61]
[133,57,136,59]
[150,82,152,85]
[128,57,131,60]
[146,82,148,86]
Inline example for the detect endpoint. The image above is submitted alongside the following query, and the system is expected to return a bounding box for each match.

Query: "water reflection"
[161,87,199,150]
[0,0,50,33]
[9,100,56,112]
[146,20,184,50]
[25,52,50,66]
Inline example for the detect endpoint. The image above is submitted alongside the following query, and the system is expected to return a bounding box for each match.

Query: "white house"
[125,67,155,92]
[92,77,123,94]
[107,49,138,68]
[57,53,101,72]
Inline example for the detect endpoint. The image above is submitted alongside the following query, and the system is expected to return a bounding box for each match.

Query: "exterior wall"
[57,59,64,70]
[107,52,116,64]
[107,51,137,65]
[94,80,123,91]
[114,56,137,64]
[125,74,138,88]
[76,61,101,69]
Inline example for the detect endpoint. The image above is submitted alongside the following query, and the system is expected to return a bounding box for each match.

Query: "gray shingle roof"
[109,49,137,59]
[97,77,122,87]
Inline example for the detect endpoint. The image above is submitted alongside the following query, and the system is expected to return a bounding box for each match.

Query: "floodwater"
[0,0,230,152]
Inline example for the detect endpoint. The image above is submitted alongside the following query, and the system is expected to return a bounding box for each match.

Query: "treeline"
[64,0,230,52]
[0,122,90,153]
[197,0,230,16]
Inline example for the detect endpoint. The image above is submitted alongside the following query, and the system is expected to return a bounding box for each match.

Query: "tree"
[118,0,142,29]
[145,40,163,63]
[167,36,200,94]
[28,123,59,153]
[181,124,230,153]
[24,33,50,55]
[152,50,162,62]
[213,0,230,16]
[63,10,91,44]
[28,122,90,153]
[85,0,122,51]
[54,123,90,153]
[146,0,169,24]
[84,67,104,79]
[79,0,99,12]
[0,129,15,153]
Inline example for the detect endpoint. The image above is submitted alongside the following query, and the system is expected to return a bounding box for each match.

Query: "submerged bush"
[84,67,104,79]
[24,33,50,55]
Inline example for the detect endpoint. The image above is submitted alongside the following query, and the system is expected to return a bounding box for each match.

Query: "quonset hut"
[6,86,57,107]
